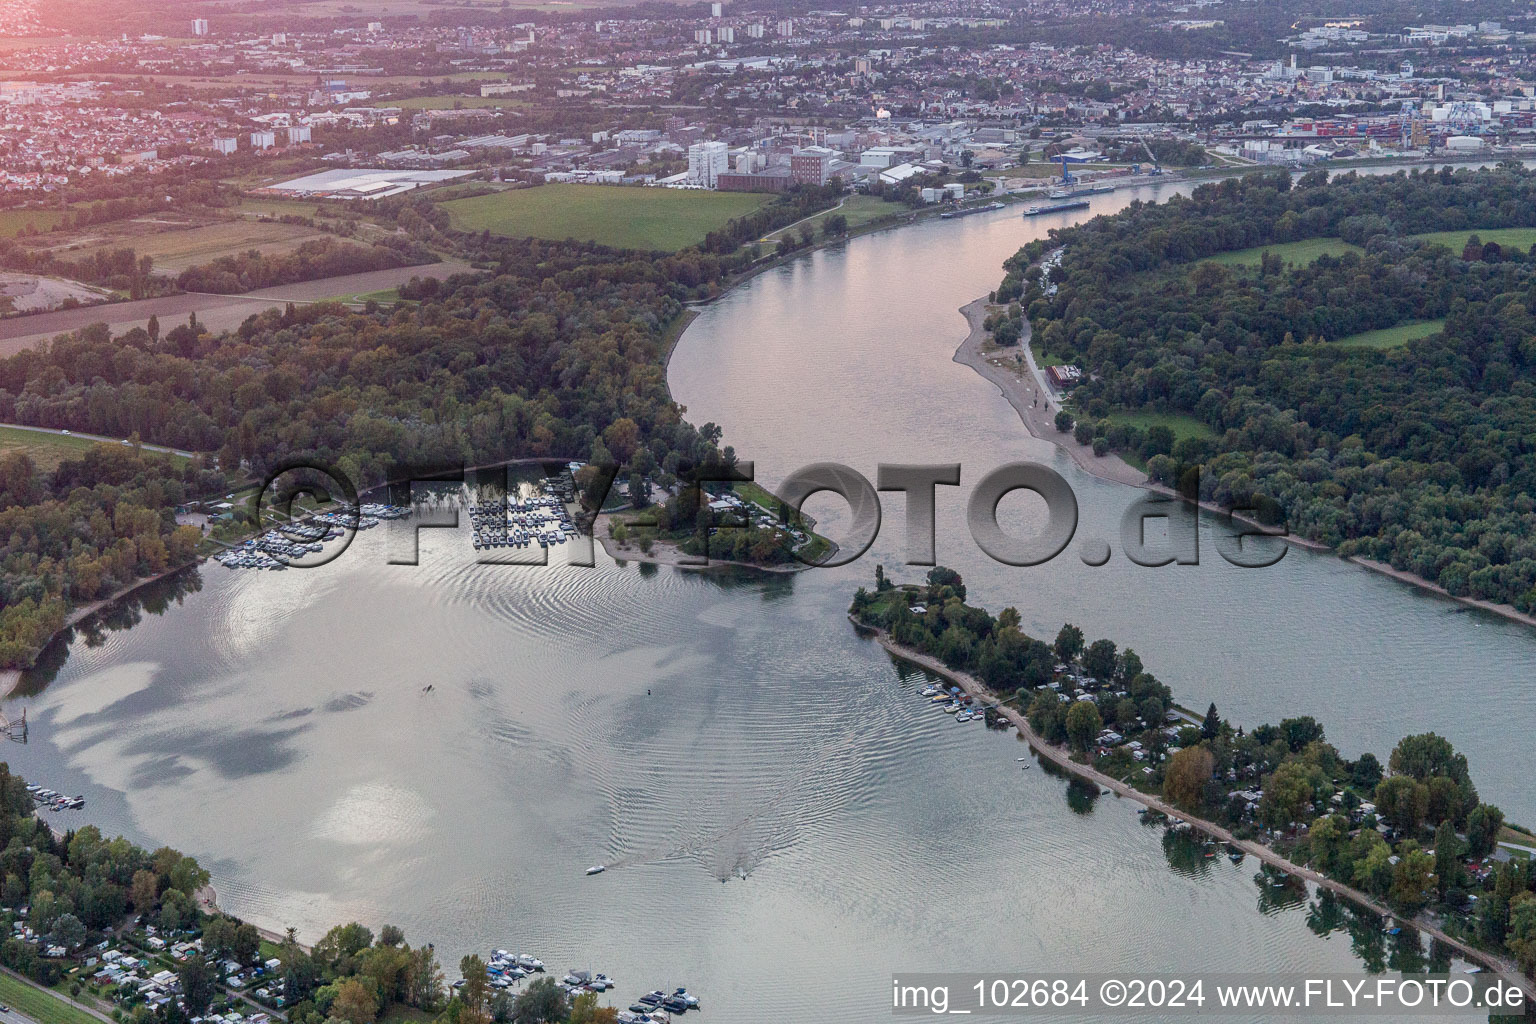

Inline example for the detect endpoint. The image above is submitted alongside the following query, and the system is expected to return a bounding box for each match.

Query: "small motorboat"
[586,865,606,875]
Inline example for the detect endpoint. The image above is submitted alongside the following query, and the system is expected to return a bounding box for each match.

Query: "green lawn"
[1203,237,1363,268]
[440,184,772,252]
[1328,318,1445,350]
[1409,227,1536,253]
[1099,410,1216,442]
[0,972,101,1024]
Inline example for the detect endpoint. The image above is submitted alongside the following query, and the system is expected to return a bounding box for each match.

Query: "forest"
[1008,165,1536,612]
[0,205,771,666]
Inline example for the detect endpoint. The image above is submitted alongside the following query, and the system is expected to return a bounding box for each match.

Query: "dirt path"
[854,617,1535,996]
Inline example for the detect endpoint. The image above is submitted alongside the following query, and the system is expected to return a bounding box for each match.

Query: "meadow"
[1202,236,1363,268]
[440,184,772,251]
[1327,318,1445,349]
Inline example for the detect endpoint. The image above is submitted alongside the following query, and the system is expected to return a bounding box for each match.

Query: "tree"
[130,868,159,911]
[1307,814,1350,874]
[567,992,618,1024]
[1053,623,1084,663]
[332,977,380,1024]
[1082,639,1116,681]
[178,954,216,1016]
[458,955,490,1024]
[1164,747,1214,810]
[1065,700,1101,753]
[50,913,85,951]
[231,922,261,965]
[1260,761,1326,829]
[1432,820,1459,900]
[1201,702,1221,740]
[1351,831,1393,896]
[926,566,965,601]
[511,977,566,1024]
[1350,753,1383,790]
[1375,776,1429,833]
[1466,804,1505,859]
[409,945,444,1009]
[1054,410,1073,433]
[1389,842,1435,912]
[1508,895,1536,975]
[1389,733,1469,785]
[1278,716,1324,752]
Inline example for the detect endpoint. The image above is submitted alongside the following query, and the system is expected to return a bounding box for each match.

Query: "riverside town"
[1,0,1536,1021]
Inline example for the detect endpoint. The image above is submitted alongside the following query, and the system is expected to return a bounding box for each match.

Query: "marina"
[466,949,698,1021]
[212,503,410,570]
[26,783,85,812]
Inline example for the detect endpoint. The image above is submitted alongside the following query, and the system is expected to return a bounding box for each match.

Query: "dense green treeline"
[174,238,433,295]
[1010,165,1536,611]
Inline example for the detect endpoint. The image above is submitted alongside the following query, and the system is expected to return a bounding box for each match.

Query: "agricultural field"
[73,220,333,273]
[1203,236,1363,268]
[1328,318,1445,350]
[1409,226,1536,253]
[441,184,772,252]
[0,208,68,238]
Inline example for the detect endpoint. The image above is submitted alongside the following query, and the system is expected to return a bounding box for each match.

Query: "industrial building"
[257,168,474,200]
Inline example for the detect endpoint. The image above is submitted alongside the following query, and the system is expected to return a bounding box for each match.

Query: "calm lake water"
[7,172,1531,1022]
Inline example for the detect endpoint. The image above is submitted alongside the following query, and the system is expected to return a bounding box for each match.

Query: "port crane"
[1138,137,1163,175]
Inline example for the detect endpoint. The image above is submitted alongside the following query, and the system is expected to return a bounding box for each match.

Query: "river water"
[6,174,1532,1022]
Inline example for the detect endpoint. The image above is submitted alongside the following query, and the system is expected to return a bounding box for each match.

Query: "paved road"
[0,422,195,458]
[0,261,477,356]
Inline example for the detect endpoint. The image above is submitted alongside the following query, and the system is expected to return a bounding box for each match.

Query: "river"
[5,172,1532,1022]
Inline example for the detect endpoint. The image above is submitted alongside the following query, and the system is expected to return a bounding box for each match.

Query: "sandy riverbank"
[852,616,1535,995]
